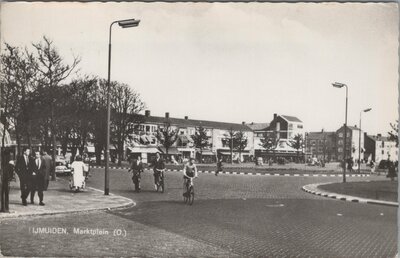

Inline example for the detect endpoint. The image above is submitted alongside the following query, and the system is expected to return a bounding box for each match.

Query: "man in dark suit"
[29,151,46,206]
[15,147,31,206]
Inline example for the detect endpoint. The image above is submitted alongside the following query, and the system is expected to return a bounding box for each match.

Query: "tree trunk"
[15,123,21,155]
[117,142,123,166]
[230,138,233,164]
[27,120,32,150]
[95,143,102,165]
[51,104,56,180]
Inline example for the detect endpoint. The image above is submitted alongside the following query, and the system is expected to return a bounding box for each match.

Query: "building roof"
[280,115,302,123]
[336,125,361,132]
[366,134,391,142]
[245,123,270,131]
[133,114,251,131]
[347,126,360,131]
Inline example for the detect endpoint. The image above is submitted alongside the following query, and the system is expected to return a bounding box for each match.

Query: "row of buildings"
[1,110,397,165]
[117,110,397,164]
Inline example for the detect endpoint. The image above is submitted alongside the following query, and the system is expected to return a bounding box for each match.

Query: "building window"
[338,133,343,137]
[382,150,384,155]
[382,141,385,147]
[288,124,293,130]
[297,125,303,129]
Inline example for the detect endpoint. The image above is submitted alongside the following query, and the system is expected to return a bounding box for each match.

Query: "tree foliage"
[388,120,398,147]
[191,126,211,162]
[289,133,303,162]
[156,122,179,156]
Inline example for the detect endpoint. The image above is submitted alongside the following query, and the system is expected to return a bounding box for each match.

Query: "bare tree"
[0,43,37,153]
[110,82,145,165]
[32,36,80,179]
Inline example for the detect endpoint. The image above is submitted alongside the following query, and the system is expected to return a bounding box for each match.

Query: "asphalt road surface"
[0,168,396,257]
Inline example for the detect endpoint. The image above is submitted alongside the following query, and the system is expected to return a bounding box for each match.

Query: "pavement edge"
[302,182,398,207]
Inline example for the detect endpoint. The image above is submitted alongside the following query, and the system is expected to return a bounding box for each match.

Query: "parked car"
[55,161,72,176]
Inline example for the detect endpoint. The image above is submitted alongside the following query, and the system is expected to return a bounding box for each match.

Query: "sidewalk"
[302,182,398,207]
[0,178,134,220]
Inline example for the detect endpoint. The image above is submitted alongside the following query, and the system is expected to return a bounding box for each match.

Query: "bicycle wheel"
[160,173,165,193]
[183,181,188,203]
[188,185,194,205]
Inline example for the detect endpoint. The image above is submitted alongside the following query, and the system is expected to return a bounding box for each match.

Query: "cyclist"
[215,156,223,176]
[152,152,165,190]
[128,156,144,192]
[183,158,198,197]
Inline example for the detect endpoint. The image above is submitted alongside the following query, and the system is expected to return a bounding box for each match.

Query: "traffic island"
[0,178,134,220]
[302,181,398,207]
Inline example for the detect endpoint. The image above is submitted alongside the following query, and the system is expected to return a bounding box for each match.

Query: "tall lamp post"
[332,82,348,183]
[358,108,372,174]
[105,18,140,195]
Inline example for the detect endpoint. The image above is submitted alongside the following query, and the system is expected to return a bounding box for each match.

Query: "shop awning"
[198,150,215,156]
[127,147,160,153]
[177,147,195,153]
[158,146,180,155]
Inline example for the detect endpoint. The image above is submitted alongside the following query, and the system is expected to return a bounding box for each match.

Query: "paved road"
[0,168,396,257]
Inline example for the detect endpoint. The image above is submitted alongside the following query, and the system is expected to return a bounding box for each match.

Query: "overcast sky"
[1,3,398,135]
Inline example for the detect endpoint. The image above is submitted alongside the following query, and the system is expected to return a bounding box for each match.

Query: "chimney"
[145,110,150,117]
[377,133,382,137]
[165,112,169,118]
[273,113,277,120]
[242,121,246,125]
[251,122,254,125]
[184,116,188,120]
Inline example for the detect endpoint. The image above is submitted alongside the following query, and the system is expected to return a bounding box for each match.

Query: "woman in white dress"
[69,155,88,192]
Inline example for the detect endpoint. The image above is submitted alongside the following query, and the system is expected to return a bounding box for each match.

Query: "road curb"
[91,166,371,178]
[0,187,135,220]
[302,183,398,207]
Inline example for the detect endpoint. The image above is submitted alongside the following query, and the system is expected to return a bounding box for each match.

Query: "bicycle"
[155,168,165,193]
[183,176,195,205]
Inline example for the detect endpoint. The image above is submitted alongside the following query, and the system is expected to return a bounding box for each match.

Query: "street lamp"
[332,82,348,183]
[105,18,140,195]
[358,108,372,174]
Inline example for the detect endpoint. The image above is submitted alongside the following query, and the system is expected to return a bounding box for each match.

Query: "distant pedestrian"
[387,161,397,181]
[347,158,353,173]
[215,157,223,176]
[30,151,46,205]
[370,160,375,175]
[42,150,53,190]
